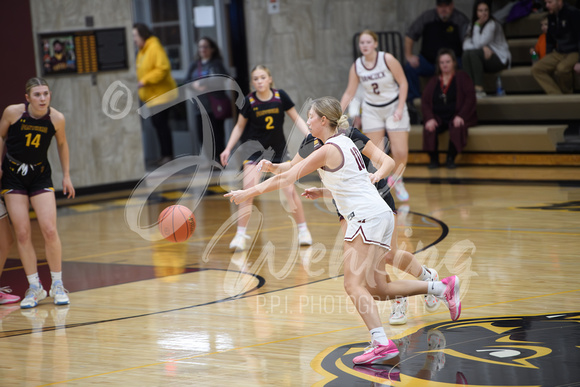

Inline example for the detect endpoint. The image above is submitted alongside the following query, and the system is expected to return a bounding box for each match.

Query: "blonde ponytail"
[337,115,349,130]
[310,97,349,131]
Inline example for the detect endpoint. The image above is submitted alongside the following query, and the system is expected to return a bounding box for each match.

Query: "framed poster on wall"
[40,34,77,75]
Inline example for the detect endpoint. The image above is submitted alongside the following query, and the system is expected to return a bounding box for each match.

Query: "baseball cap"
[436,0,453,5]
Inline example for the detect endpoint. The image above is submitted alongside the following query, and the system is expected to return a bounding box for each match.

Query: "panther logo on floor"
[312,312,580,386]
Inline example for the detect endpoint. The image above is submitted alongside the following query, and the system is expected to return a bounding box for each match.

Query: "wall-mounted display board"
[39,28,128,76]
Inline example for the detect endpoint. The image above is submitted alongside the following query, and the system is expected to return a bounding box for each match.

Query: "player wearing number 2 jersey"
[0,77,75,309]
[341,30,411,203]
[220,65,312,251]
[238,87,294,163]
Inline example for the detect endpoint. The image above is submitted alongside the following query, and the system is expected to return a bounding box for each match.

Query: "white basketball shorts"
[361,100,410,133]
[344,210,394,250]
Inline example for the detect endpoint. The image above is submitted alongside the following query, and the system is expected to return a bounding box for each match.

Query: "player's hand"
[62,177,75,199]
[302,187,323,200]
[220,149,230,166]
[393,110,402,122]
[224,190,249,204]
[368,172,381,184]
[257,160,273,173]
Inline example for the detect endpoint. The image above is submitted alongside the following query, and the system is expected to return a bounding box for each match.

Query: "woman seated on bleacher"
[421,48,477,169]
[462,0,511,98]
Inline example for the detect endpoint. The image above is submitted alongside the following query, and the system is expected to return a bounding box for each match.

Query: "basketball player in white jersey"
[341,30,416,322]
[341,30,411,204]
[225,97,461,365]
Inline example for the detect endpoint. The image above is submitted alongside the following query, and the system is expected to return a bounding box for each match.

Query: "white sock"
[297,222,308,232]
[369,327,389,346]
[428,281,446,296]
[51,271,63,283]
[27,273,41,288]
[236,226,247,235]
[418,266,431,281]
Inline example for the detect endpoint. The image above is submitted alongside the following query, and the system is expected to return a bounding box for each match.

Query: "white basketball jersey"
[355,51,399,105]
[318,134,391,220]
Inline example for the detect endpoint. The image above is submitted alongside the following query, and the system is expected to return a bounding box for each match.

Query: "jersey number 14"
[25,133,41,148]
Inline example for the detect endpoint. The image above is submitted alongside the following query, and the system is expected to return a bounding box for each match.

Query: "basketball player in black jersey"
[258,126,441,325]
[220,65,312,251]
[0,77,75,309]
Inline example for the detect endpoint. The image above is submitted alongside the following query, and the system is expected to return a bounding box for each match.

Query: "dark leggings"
[150,108,173,158]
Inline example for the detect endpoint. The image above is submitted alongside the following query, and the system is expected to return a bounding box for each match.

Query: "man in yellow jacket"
[133,23,178,166]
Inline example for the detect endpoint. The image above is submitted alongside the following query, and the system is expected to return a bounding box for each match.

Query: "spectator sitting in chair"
[462,0,511,99]
[531,0,580,94]
[421,49,477,169]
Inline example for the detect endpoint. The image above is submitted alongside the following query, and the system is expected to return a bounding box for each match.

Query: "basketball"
[158,205,196,243]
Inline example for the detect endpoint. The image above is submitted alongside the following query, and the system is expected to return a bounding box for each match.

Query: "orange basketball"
[158,205,196,243]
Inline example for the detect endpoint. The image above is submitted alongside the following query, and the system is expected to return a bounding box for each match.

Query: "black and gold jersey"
[5,104,56,165]
[240,88,294,158]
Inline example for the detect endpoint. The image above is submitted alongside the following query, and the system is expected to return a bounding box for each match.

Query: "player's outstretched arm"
[226,145,331,204]
[220,113,247,166]
[302,187,331,200]
[257,152,304,175]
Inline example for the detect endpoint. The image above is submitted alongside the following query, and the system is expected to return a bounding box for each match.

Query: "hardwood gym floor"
[1,163,579,386]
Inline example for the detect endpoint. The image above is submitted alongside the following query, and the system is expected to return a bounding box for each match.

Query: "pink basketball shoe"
[0,286,20,305]
[353,340,400,365]
[440,276,461,321]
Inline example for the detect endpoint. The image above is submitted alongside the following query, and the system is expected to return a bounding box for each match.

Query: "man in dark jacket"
[531,0,580,94]
[404,0,469,104]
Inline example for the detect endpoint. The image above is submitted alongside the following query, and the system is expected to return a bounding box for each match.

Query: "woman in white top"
[225,96,461,365]
[340,30,411,203]
[462,0,511,98]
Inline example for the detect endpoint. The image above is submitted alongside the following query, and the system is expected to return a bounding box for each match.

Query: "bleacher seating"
[405,13,580,166]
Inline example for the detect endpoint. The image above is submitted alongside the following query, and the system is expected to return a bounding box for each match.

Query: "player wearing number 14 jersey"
[0,77,75,309]
[1,98,57,196]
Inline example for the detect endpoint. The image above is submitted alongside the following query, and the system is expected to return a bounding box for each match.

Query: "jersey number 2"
[372,83,380,95]
[25,133,41,148]
[264,116,274,130]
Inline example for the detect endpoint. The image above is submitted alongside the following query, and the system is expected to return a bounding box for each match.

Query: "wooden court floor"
[1,163,579,386]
